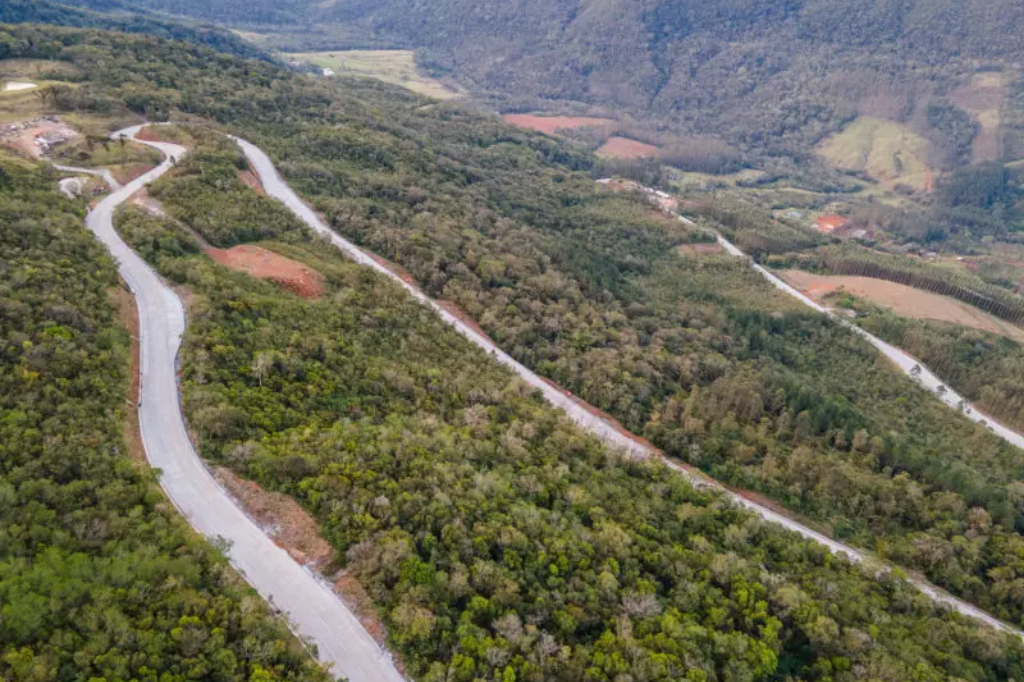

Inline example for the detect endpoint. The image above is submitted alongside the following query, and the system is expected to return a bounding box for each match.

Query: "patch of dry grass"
[285,50,461,100]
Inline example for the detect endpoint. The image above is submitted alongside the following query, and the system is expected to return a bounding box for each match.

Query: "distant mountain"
[324,0,1024,156]
[59,0,307,25]
[61,0,1024,165]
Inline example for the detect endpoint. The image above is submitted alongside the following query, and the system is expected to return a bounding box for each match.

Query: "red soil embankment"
[205,244,324,298]
[238,169,265,195]
[114,163,156,185]
[437,300,498,345]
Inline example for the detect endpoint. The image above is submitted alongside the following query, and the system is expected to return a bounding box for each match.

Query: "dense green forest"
[0,0,269,60]
[0,152,330,682]
[68,0,308,26]
[7,22,1024,625]
[111,138,1024,681]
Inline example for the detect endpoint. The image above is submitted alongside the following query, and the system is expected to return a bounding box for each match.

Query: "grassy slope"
[284,50,460,99]
[817,117,932,191]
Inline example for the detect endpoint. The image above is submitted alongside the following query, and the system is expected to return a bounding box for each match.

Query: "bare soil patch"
[205,245,325,298]
[114,163,156,185]
[0,117,77,158]
[677,242,724,257]
[133,127,172,143]
[781,270,1024,342]
[502,114,615,136]
[237,169,265,195]
[214,467,334,568]
[129,187,167,216]
[332,573,391,648]
[596,136,660,159]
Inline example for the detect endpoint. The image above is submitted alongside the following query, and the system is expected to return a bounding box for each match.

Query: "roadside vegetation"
[0,150,331,682]
[114,138,1024,682]
[836,292,1024,433]
[4,21,1024,671]
[5,22,1023,626]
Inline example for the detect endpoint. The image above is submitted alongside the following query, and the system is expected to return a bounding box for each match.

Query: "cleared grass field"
[781,269,1024,342]
[284,50,460,99]
[817,116,933,192]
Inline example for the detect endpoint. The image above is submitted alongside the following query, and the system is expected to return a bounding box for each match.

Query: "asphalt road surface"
[84,125,405,682]
[235,138,1023,639]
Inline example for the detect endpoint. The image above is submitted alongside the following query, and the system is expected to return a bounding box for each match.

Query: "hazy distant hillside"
[330,0,1024,153]
[61,0,1024,164]
[71,0,1024,163]
[58,0,305,24]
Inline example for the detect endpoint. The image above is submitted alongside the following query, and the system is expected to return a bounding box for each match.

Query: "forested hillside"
[0,151,329,682]
[0,0,268,60]
[69,0,1024,163]
[111,130,1024,682]
[7,21,1024,627]
[6,21,1024,677]
[836,294,1024,434]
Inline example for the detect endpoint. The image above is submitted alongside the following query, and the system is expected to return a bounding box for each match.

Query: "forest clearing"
[948,71,1009,163]
[781,269,1024,342]
[817,116,933,192]
[501,113,615,135]
[596,135,660,158]
[285,49,460,99]
[0,117,77,158]
[204,244,325,298]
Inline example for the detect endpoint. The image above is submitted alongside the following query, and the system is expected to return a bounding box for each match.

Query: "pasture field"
[285,49,461,99]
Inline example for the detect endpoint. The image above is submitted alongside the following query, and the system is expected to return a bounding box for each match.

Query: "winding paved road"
[81,126,405,682]
[234,138,1023,638]
[68,118,1022,677]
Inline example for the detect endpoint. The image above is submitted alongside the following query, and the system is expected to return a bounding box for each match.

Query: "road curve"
[82,125,405,682]
[712,234,1024,448]
[236,139,1023,638]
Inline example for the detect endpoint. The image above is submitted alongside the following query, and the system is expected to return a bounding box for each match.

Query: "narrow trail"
[234,139,1023,639]
[74,125,405,682]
